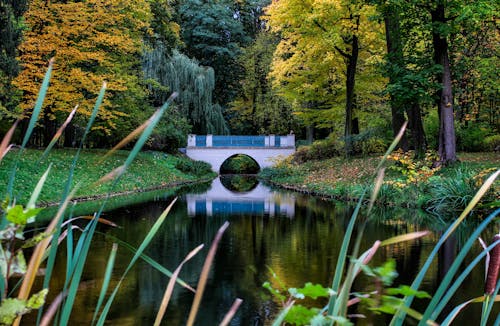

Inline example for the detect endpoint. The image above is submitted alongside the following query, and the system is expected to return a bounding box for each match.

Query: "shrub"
[483,134,500,152]
[455,125,492,152]
[175,159,212,176]
[292,137,343,163]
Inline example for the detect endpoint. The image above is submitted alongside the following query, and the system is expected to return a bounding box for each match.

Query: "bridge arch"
[219,154,260,174]
[185,134,295,173]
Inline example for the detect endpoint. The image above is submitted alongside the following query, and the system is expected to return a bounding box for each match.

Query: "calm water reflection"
[43,177,497,325]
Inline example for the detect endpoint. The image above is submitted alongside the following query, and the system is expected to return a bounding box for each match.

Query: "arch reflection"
[186,177,295,217]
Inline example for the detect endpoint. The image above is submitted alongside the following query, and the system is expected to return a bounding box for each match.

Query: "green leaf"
[6,206,43,225]
[296,283,330,300]
[26,289,48,309]
[374,260,398,286]
[0,298,28,325]
[285,305,320,325]
[0,289,46,324]
[386,285,431,299]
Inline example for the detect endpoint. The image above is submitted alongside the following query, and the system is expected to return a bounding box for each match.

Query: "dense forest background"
[0,0,498,164]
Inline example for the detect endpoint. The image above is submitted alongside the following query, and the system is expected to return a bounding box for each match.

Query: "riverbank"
[0,148,216,206]
[259,152,499,216]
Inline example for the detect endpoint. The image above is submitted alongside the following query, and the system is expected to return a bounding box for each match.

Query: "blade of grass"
[431,238,500,322]
[154,244,204,326]
[441,295,500,326]
[327,122,407,318]
[27,164,51,210]
[98,117,153,163]
[368,168,385,213]
[91,243,118,326]
[40,105,78,161]
[14,187,78,326]
[0,120,18,163]
[6,59,54,205]
[380,231,430,247]
[391,170,500,326]
[95,199,177,326]
[186,221,230,326]
[98,232,194,292]
[37,83,107,324]
[481,279,500,326]
[59,215,100,325]
[39,290,67,326]
[219,298,243,326]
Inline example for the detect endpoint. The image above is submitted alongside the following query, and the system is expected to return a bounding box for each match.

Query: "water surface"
[41,176,498,325]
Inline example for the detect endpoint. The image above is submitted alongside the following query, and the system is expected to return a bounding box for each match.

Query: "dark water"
[39,176,498,325]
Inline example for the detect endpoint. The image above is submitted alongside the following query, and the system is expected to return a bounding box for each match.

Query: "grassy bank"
[0,148,216,205]
[260,152,499,217]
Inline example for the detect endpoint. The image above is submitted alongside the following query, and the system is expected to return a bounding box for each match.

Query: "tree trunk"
[407,103,427,157]
[344,34,358,154]
[384,9,409,151]
[431,5,457,164]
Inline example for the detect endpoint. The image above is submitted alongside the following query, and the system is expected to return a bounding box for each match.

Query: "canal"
[42,176,498,325]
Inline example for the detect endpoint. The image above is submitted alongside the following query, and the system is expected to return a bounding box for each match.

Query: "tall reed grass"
[0,61,238,325]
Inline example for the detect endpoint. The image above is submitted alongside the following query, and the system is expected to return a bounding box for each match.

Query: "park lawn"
[260,152,499,206]
[0,148,216,205]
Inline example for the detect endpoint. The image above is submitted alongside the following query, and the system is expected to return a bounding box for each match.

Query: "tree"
[0,0,28,124]
[377,0,433,156]
[13,0,152,146]
[143,49,229,134]
[266,0,386,151]
[230,31,297,135]
[177,0,249,107]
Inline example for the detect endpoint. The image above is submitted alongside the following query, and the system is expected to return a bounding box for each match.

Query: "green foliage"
[0,289,47,325]
[177,0,249,106]
[143,49,229,134]
[220,155,259,174]
[230,31,298,135]
[175,159,212,177]
[483,135,500,152]
[263,270,330,326]
[425,168,498,218]
[456,125,494,152]
[146,108,191,152]
[292,137,344,163]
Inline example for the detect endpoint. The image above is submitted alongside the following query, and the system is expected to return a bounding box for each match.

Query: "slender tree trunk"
[431,5,457,164]
[407,103,427,157]
[384,10,409,151]
[344,34,358,154]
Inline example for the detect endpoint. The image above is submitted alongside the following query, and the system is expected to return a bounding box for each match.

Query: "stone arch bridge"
[185,134,295,173]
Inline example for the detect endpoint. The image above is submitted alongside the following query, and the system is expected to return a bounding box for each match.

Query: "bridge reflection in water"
[186,177,295,217]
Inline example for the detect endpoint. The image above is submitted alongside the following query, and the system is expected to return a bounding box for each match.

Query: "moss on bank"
[0,148,216,206]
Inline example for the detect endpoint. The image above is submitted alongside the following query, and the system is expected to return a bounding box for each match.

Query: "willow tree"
[143,49,229,135]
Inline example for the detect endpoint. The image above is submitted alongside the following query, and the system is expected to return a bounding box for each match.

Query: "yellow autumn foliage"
[14,0,152,135]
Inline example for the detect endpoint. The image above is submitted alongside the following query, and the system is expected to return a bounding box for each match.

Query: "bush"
[455,125,493,152]
[292,137,343,163]
[356,137,387,155]
[175,159,212,176]
[146,108,191,153]
[483,134,500,152]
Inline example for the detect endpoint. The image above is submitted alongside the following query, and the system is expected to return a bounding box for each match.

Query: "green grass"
[0,148,216,205]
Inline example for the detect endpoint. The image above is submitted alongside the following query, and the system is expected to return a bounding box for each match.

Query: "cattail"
[485,234,500,295]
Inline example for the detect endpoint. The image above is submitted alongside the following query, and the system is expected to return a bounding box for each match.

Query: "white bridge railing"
[187,134,295,148]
